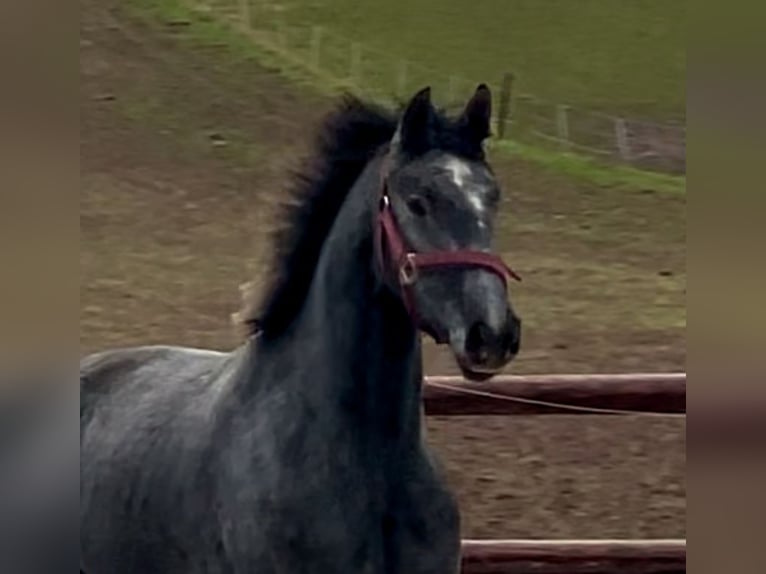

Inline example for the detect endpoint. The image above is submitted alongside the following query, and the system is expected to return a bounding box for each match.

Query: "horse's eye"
[406,196,429,218]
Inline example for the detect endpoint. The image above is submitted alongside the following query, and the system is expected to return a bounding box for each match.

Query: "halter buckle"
[399,253,418,286]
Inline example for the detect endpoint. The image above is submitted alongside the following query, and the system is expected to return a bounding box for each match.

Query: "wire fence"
[190,0,686,174]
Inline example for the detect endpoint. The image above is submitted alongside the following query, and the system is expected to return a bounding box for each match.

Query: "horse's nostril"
[465,321,493,364]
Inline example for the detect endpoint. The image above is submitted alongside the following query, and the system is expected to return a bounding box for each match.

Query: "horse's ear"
[393,86,434,155]
[460,84,492,142]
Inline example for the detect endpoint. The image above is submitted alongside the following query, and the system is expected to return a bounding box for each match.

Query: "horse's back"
[80,343,231,460]
[80,345,232,574]
[80,344,228,389]
[80,345,228,430]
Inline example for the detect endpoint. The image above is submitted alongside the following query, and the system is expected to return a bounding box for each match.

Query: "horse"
[80,84,522,574]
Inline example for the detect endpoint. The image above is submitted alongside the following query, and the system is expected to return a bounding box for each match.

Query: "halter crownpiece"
[374,156,521,340]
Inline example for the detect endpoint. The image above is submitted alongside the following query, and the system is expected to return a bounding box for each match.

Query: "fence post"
[397,60,409,99]
[615,118,632,162]
[556,104,570,150]
[310,26,323,71]
[238,0,251,30]
[349,42,362,86]
[497,72,514,140]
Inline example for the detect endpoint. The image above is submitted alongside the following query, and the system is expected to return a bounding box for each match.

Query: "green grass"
[491,141,686,194]
[125,0,686,192]
[245,0,686,119]
[137,0,686,118]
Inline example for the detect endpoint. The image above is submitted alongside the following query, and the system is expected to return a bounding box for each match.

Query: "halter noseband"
[374,156,520,342]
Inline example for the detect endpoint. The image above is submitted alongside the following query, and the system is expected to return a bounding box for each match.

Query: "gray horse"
[80,85,521,574]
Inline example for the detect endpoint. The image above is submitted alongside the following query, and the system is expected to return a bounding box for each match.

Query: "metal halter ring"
[399,253,418,286]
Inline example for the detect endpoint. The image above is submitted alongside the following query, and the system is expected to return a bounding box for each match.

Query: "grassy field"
[235,0,686,119]
[133,0,685,118]
[129,0,687,188]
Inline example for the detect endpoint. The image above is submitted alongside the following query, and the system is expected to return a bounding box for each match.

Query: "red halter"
[374,159,521,341]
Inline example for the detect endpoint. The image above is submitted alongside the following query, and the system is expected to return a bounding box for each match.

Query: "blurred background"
[80,0,686,540]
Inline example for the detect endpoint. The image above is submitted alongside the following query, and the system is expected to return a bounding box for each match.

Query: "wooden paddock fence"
[423,372,687,573]
[423,373,686,416]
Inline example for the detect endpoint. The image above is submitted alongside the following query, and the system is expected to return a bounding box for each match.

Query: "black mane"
[240,94,485,337]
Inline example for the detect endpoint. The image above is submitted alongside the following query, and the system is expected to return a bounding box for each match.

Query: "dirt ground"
[80,0,685,540]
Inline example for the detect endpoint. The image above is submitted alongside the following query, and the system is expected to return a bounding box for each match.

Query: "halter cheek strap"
[374,162,521,342]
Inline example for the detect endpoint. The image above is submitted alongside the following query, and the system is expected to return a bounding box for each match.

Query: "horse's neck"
[268,159,424,444]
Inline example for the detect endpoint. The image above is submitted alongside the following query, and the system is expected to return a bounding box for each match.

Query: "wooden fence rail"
[424,374,687,571]
[423,373,686,416]
[461,539,686,574]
